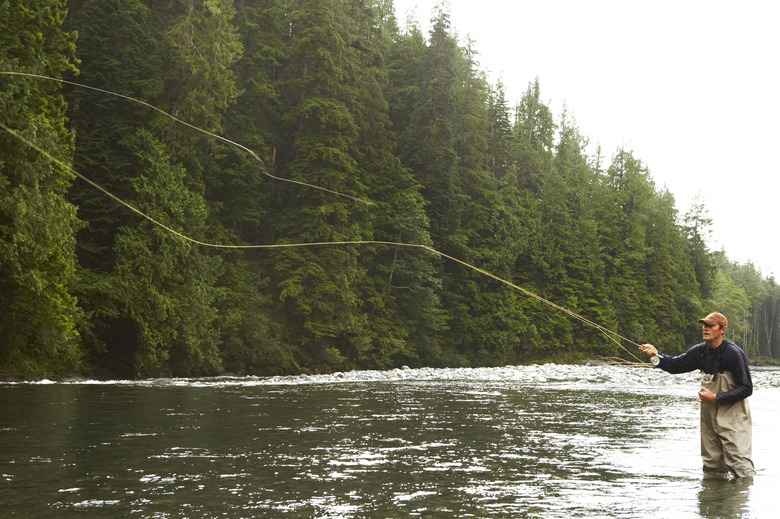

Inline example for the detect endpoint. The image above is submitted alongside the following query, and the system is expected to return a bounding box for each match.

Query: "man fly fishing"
[639,312,756,478]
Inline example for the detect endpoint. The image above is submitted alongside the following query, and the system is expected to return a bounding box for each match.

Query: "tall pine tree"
[0,0,83,377]
[271,0,372,370]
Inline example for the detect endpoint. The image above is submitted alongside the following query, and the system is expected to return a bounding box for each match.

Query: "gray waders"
[700,371,756,477]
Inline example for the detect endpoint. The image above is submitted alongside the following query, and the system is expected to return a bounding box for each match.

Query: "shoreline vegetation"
[2,1,778,382]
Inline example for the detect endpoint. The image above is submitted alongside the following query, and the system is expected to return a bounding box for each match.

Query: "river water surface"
[2,364,779,518]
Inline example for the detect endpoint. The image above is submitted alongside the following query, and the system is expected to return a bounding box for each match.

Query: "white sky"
[393,0,780,278]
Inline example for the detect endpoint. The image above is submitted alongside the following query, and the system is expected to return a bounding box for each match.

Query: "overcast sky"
[393,0,780,278]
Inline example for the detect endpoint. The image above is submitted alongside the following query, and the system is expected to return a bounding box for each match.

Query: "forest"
[1,0,778,379]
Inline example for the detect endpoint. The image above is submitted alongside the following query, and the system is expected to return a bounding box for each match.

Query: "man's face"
[702,322,725,344]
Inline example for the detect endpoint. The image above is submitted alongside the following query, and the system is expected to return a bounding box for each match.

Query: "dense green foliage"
[1,0,778,378]
[0,0,84,377]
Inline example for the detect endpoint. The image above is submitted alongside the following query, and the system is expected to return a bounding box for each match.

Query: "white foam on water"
[5,364,779,394]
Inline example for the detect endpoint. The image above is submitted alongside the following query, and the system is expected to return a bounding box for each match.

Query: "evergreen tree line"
[1,0,778,379]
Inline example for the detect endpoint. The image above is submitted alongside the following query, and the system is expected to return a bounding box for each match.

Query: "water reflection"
[1,365,778,518]
[698,476,752,519]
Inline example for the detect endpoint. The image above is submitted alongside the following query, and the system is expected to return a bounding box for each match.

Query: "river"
[2,364,779,518]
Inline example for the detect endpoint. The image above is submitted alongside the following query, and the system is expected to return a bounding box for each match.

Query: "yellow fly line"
[0,71,645,362]
[0,71,372,205]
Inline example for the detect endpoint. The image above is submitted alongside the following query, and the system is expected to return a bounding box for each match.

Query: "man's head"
[699,312,727,346]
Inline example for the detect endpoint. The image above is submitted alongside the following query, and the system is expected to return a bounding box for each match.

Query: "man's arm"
[639,343,702,373]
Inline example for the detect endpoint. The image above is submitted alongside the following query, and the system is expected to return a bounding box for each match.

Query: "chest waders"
[700,370,756,477]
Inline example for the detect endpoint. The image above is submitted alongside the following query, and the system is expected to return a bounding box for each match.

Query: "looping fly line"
[0,71,372,205]
[0,71,644,363]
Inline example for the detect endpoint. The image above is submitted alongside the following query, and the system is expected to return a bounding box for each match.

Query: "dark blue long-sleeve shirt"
[657,339,753,403]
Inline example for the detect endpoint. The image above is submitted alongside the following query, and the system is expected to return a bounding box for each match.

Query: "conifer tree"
[597,150,656,342]
[644,188,699,348]
[683,197,716,300]
[225,0,286,243]
[65,0,159,272]
[341,0,442,368]
[544,111,614,355]
[508,80,569,355]
[468,83,544,363]
[271,0,372,370]
[486,81,513,180]
[112,130,223,376]
[157,0,280,376]
[401,7,460,249]
[216,0,292,374]
[64,1,170,374]
[514,78,555,194]
[385,23,426,139]
[444,37,507,363]
[0,0,83,377]
[67,0,246,376]
[709,256,753,351]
